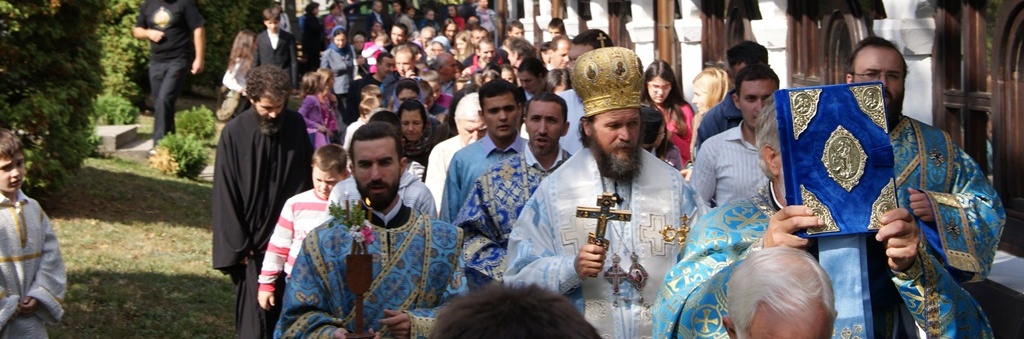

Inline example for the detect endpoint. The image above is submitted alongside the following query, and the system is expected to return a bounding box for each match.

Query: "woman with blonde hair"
[453,31,476,64]
[690,67,731,159]
[691,67,731,114]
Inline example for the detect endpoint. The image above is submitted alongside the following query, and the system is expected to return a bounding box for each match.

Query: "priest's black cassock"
[212,108,313,339]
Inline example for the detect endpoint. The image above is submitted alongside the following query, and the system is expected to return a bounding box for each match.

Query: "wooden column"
[655,0,674,63]
[701,0,726,68]
[497,0,508,43]
[552,0,564,18]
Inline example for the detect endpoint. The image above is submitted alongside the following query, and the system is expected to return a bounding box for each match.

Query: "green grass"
[38,157,234,338]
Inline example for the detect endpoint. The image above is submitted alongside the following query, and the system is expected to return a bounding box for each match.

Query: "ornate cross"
[577,193,632,250]
[659,214,692,246]
[597,33,608,48]
[604,255,628,294]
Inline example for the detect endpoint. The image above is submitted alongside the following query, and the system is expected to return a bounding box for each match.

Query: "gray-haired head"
[754,95,780,182]
[726,247,836,338]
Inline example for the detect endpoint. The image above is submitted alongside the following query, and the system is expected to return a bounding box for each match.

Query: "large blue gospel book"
[773,82,898,238]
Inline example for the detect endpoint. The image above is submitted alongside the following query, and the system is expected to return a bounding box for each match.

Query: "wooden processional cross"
[577,193,632,250]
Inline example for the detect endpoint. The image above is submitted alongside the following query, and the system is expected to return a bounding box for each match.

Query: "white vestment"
[0,191,66,339]
[504,148,703,338]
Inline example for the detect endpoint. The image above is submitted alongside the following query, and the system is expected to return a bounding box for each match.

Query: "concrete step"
[199,165,214,182]
[95,125,138,153]
[113,138,154,163]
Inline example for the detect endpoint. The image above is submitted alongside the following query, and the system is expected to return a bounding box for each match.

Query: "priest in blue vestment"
[455,92,572,288]
[653,37,1003,337]
[276,122,466,339]
[440,80,526,222]
[504,47,705,338]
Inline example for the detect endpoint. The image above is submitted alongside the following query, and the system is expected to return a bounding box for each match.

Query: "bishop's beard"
[257,113,282,136]
[591,139,643,183]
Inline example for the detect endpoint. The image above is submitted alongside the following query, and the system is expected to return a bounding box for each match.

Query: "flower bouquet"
[327,196,376,338]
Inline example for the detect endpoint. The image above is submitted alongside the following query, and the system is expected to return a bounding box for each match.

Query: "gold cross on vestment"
[696,309,720,333]
[577,193,631,250]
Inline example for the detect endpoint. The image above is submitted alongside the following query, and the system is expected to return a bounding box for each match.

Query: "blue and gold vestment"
[275,208,466,338]
[653,178,998,338]
[454,152,565,288]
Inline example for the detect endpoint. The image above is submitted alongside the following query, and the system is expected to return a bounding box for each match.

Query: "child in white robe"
[0,128,66,338]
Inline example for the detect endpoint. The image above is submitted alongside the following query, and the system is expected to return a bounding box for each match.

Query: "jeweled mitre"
[570,47,644,117]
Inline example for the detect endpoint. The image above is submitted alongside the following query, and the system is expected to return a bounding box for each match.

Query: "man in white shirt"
[690,64,779,207]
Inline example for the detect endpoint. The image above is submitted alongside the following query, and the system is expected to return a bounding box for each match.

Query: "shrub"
[0,0,105,193]
[150,133,208,179]
[175,106,216,142]
[94,94,140,125]
[97,0,150,103]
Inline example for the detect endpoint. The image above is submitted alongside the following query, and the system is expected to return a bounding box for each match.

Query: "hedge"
[0,0,105,193]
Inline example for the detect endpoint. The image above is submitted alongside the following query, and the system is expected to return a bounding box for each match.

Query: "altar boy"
[0,128,67,338]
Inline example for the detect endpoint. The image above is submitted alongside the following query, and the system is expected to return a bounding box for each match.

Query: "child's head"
[547,18,566,36]
[420,70,442,102]
[332,28,349,49]
[374,30,390,45]
[315,68,335,97]
[228,30,258,70]
[417,79,436,108]
[425,8,435,20]
[263,7,282,33]
[311,144,349,200]
[0,129,25,201]
[500,64,516,84]
[359,85,384,119]
[299,72,325,97]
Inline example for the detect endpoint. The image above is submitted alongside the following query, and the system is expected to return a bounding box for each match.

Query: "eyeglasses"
[852,72,904,83]
[647,83,671,92]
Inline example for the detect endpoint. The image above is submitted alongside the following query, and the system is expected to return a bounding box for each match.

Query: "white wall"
[750,1,790,89]
[876,0,936,125]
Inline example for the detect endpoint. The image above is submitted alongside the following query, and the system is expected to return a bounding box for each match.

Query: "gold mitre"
[571,47,644,117]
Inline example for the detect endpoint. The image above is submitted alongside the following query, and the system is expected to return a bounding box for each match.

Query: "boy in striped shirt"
[257,144,348,311]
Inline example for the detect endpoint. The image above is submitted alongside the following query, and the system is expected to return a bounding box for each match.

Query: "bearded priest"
[502,47,705,338]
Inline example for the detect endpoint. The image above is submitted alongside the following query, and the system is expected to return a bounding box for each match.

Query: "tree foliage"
[0,0,105,193]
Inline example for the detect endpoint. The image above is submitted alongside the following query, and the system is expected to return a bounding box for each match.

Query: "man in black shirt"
[133,0,206,147]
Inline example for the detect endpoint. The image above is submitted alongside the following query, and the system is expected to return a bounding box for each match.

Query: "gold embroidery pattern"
[869,179,897,230]
[930,192,959,207]
[342,214,426,327]
[789,88,822,139]
[801,186,840,235]
[836,324,864,339]
[849,84,888,132]
[822,126,867,192]
[929,149,946,167]
[945,250,981,273]
[922,247,942,338]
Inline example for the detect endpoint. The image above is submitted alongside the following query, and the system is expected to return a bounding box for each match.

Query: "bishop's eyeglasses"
[852,71,904,83]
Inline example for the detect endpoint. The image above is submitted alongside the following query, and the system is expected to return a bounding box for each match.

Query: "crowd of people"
[0,0,1001,338]
[203,0,1006,338]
